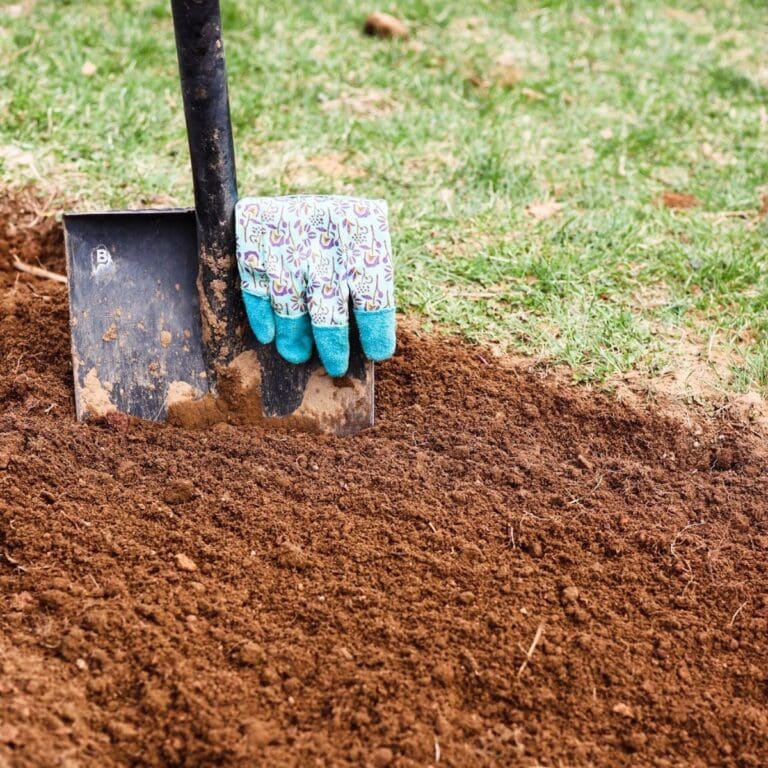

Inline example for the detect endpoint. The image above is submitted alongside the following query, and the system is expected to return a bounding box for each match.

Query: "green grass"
[1,0,767,393]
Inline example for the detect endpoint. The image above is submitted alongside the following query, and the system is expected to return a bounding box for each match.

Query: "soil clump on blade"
[1,195,767,767]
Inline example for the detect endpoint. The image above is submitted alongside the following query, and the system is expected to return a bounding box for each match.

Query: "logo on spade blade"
[90,244,114,276]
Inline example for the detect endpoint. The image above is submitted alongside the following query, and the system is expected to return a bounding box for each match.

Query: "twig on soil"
[670,521,706,557]
[12,257,67,284]
[1,551,28,573]
[2,38,38,67]
[13,352,28,374]
[24,282,54,300]
[567,473,604,506]
[434,737,441,764]
[701,210,752,221]
[26,190,59,228]
[60,511,91,530]
[729,600,748,627]
[517,621,545,678]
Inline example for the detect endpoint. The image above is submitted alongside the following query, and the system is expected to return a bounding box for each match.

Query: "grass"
[1,0,767,394]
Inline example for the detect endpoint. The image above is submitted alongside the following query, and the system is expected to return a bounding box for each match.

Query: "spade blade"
[63,209,374,434]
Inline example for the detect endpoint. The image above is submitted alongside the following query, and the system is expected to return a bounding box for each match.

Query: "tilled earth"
[1,197,767,767]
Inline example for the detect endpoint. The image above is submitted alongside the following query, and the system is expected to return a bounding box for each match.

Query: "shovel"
[63,0,374,436]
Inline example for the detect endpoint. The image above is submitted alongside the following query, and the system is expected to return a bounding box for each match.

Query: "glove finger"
[306,232,350,377]
[313,326,350,378]
[267,233,312,365]
[236,199,274,345]
[274,313,313,365]
[345,198,396,362]
[354,307,396,361]
[242,293,276,345]
[236,200,270,296]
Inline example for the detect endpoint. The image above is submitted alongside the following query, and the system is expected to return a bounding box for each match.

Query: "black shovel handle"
[171,0,241,371]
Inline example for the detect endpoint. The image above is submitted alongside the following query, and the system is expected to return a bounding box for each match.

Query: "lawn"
[1,0,767,392]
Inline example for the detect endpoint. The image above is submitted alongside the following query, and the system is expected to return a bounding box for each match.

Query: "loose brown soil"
[1,196,768,767]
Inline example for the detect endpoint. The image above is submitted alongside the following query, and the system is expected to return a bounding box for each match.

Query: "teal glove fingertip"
[242,293,276,345]
[274,314,313,364]
[355,308,396,361]
[313,326,350,378]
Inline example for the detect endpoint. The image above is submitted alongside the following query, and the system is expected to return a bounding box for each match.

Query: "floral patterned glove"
[235,195,396,377]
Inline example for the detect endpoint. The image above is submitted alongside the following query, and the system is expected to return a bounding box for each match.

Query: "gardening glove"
[235,195,396,377]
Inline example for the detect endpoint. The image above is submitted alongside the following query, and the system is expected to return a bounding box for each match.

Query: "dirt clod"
[162,478,197,504]
[363,12,408,39]
[38,590,71,611]
[276,541,311,570]
[241,718,278,748]
[236,642,263,668]
[659,190,700,210]
[561,585,580,603]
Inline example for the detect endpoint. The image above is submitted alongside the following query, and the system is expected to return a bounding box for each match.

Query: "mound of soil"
[1,197,767,767]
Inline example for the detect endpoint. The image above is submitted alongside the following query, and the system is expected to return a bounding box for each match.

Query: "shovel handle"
[171,0,241,372]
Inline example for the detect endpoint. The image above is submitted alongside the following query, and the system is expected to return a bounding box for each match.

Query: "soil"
[1,195,768,768]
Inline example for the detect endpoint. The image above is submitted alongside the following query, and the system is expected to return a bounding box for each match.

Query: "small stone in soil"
[372,746,394,767]
[174,553,197,572]
[612,702,633,718]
